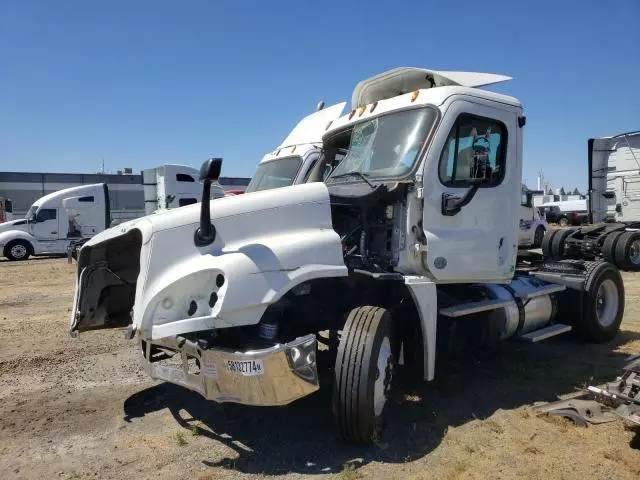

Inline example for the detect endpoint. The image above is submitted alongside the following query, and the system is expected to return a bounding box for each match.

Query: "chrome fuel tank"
[483,275,559,340]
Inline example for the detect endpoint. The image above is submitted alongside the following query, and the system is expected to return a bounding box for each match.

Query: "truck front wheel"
[4,240,31,261]
[333,306,395,444]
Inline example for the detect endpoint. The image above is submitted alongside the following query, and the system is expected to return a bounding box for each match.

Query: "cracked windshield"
[328,108,437,182]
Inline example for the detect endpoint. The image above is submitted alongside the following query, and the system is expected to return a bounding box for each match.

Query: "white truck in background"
[0,164,223,261]
[0,183,110,260]
[142,164,225,216]
[70,68,625,444]
[519,185,548,248]
[542,131,640,270]
[243,102,347,193]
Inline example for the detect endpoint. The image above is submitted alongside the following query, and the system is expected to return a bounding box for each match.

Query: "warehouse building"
[0,170,250,217]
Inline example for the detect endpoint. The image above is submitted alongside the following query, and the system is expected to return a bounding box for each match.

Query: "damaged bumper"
[141,334,319,406]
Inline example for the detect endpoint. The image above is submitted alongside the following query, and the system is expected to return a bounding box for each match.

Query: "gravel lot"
[1,257,639,479]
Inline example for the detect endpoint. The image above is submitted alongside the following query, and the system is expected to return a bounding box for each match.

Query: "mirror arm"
[194,157,223,247]
[194,180,215,246]
[441,184,480,216]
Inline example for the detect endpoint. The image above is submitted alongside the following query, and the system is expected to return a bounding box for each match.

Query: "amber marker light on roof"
[370,101,378,113]
[411,90,420,102]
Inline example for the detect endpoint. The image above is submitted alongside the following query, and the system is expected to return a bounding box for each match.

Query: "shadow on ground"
[123,329,640,475]
[0,255,65,263]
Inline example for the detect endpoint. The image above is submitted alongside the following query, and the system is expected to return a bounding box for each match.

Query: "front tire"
[578,262,624,343]
[333,306,395,444]
[4,240,31,261]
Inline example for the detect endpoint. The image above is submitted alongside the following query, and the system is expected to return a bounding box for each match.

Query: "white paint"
[590,131,640,222]
[352,67,511,108]
[79,182,347,339]
[277,102,346,149]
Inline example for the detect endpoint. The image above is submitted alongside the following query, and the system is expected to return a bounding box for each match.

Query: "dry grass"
[1,257,639,480]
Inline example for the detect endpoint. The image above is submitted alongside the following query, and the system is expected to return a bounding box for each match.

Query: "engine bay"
[328,183,408,273]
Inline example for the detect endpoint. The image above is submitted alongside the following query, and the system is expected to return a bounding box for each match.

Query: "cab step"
[519,324,572,343]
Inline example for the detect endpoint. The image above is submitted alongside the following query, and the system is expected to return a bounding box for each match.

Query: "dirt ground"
[1,257,639,480]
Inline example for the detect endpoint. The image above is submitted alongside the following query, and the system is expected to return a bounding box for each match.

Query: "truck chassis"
[542,222,640,271]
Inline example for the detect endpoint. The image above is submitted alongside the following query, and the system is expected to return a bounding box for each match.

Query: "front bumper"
[141,334,319,406]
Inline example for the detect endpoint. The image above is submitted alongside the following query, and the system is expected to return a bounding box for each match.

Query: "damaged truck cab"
[70,68,625,444]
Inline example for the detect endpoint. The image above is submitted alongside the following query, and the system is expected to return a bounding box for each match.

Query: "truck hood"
[0,219,28,234]
[72,182,347,339]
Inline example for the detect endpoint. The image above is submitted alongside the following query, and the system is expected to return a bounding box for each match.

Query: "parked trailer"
[542,131,640,271]
[69,68,625,444]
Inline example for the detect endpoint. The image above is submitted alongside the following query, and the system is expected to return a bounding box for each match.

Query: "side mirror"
[199,157,222,182]
[194,157,223,247]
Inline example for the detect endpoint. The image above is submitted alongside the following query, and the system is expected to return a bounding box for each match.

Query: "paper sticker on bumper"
[225,359,264,376]
[202,361,218,378]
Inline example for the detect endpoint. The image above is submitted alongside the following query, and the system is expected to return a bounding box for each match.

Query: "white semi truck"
[0,164,218,261]
[0,184,110,260]
[69,68,625,444]
[542,131,640,271]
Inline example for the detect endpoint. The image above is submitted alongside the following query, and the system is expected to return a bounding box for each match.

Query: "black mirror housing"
[194,157,223,247]
[199,158,223,182]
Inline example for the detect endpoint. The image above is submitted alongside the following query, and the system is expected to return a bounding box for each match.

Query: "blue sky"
[1,0,638,191]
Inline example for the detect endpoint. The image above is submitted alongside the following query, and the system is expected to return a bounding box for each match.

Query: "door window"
[438,114,507,187]
[35,208,57,222]
[178,198,198,207]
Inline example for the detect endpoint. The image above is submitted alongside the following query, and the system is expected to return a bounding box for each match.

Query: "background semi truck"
[70,67,625,444]
[542,131,640,271]
[0,164,225,261]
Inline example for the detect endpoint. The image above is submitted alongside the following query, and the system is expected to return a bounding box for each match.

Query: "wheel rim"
[373,336,393,417]
[629,239,640,266]
[10,244,27,259]
[596,279,619,328]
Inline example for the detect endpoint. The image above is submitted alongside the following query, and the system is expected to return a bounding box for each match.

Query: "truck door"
[32,208,59,241]
[420,99,521,283]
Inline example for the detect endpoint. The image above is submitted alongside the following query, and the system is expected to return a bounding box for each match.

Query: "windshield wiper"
[330,171,376,189]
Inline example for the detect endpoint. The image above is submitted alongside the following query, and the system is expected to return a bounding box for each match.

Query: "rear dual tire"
[542,229,575,260]
[576,262,624,343]
[614,231,640,272]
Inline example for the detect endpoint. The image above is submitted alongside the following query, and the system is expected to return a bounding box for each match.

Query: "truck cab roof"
[326,68,520,138]
[351,67,513,108]
[30,183,106,209]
